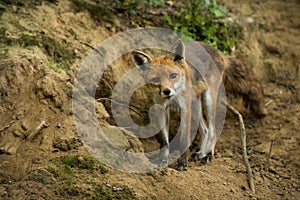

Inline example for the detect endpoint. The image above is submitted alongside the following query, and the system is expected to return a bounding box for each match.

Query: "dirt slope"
[0,0,299,199]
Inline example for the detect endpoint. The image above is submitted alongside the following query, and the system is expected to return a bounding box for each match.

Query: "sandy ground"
[0,0,299,199]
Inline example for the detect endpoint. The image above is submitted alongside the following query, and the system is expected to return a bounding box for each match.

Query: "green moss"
[0,0,57,8]
[0,0,42,8]
[50,154,108,177]
[0,29,77,70]
[53,137,83,151]
[39,35,76,70]
[61,155,96,170]
[71,0,115,24]
[46,166,61,178]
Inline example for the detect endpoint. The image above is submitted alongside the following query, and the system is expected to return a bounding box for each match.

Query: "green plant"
[50,154,108,178]
[164,0,239,54]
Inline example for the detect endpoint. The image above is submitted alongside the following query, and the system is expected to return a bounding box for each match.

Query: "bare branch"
[0,120,16,133]
[225,102,256,193]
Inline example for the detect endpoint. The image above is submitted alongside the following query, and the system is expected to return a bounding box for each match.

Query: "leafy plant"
[164,0,239,54]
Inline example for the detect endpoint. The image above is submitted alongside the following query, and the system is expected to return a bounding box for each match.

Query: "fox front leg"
[158,106,170,168]
[176,96,191,171]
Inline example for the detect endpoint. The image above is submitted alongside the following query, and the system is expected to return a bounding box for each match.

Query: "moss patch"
[50,154,108,177]
[0,0,57,8]
[0,29,77,70]
[71,0,115,24]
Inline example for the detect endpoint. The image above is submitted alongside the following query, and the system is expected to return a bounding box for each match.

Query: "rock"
[77,156,84,162]
[95,101,110,120]
[53,137,83,151]
[120,128,144,153]
[24,168,56,184]
[101,126,131,150]
[13,130,23,137]
[0,144,17,155]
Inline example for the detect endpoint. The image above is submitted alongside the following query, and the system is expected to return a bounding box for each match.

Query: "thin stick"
[0,120,16,133]
[225,103,255,193]
[264,140,274,171]
[264,99,273,107]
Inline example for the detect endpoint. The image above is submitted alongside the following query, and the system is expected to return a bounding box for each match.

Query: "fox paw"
[175,163,188,171]
[196,152,213,165]
[157,159,169,168]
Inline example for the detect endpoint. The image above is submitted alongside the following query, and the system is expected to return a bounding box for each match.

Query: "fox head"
[132,40,188,99]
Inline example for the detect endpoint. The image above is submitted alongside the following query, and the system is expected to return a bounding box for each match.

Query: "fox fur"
[132,39,266,170]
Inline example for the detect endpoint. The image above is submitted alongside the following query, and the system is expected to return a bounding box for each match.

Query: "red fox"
[132,39,266,170]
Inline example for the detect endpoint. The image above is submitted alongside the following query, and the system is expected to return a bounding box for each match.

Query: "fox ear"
[132,51,152,70]
[170,39,185,62]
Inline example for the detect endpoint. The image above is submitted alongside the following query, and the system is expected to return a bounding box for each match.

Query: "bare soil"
[0,0,299,199]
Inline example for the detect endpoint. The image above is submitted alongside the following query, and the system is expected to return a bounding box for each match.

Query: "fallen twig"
[264,140,274,171]
[225,103,255,193]
[265,99,274,107]
[27,121,48,140]
[0,120,16,133]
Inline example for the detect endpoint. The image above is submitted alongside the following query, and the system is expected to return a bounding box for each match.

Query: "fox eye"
[150,77,160,83]
[169,73,177,79]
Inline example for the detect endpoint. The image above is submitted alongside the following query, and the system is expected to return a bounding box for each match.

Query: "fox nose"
[163,88,171,96]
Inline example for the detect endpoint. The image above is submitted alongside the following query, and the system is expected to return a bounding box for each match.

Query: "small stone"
[166,1,174,6]
[32,158,42,164]
[77,156,84,162]
[7,146,17,155]
[21,122,28,131]
[24,168,56,184]
[112,186,123,191]
[0,144,17,155]
[13,130,23,137]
